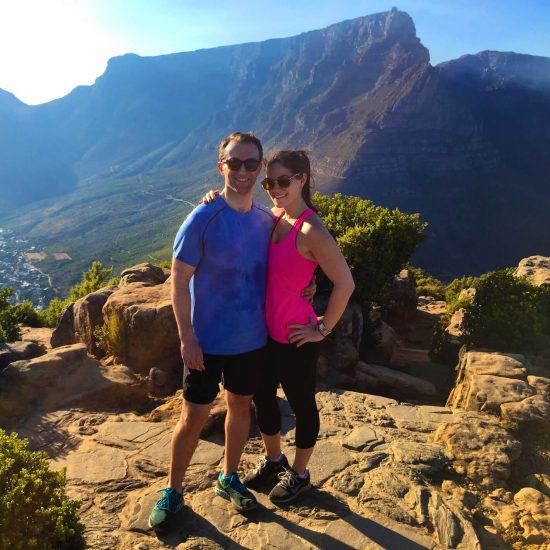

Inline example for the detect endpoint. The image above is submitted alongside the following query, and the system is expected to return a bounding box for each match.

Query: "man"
[149,132,312,530]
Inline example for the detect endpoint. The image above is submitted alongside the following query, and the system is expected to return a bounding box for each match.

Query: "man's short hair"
[219,132,263,162]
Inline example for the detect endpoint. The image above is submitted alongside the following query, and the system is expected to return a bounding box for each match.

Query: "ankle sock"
[297,469,309,480]
[221,472,236,481]
[269,453,285,463]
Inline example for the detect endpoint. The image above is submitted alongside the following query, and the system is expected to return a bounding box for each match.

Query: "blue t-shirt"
[173,195,274,355]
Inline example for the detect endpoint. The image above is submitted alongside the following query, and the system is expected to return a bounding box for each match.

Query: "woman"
[204,150,354,503]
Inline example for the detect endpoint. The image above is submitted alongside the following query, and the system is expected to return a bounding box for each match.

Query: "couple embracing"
[149,132,354,530]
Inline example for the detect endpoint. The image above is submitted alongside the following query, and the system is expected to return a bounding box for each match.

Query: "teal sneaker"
[214,472,258,512]
[148,487,184,530]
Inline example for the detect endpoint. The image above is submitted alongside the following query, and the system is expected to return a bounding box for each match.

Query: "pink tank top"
[266,208,318,344]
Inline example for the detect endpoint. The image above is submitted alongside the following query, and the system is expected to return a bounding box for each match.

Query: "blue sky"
[1,0,549,105]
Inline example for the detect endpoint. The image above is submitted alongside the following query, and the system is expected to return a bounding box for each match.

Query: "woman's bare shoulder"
[271,206,284,215]
[302,213,331,239]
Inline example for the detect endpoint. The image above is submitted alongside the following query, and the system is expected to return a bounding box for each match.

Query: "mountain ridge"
[1,8,549,289]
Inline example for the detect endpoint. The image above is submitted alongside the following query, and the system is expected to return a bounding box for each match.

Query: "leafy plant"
[0,429,85,549]
[463,270,550,351]
[407,265,446,300]
[0,287,20,343]
[13,300,42,328]
[93,315,124,356]
[314,193,427,312]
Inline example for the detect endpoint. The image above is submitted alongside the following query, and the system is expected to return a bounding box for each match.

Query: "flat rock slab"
[308,442,354,485]
[125,482,166,533]
[55,447,127,483]
[384,404,453,431]
[343,426,382,451]
[389,440,449,474]
[464,351,528,379]
[241,521,316,549]
[324,516,435,549]
[95,421,170,449]
[140,432,224,468]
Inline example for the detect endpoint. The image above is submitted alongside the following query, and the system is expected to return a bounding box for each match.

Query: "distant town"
[0,228,60,308]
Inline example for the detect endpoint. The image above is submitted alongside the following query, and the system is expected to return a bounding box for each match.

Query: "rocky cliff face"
[2,9,550,281]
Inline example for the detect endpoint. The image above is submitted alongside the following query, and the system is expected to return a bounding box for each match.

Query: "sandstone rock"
[524,473,550,497]
[447,350,535,413]
[19,326,53,350]
[500,394,550,429]
[384,269,418,323]
[102,280,181,375]
[313,298,364,351]
[307,441,354,484]
[119,263,170,287]
[0,340,44,369]
[73,286,116,357]
[342,426,382,451]
[446,308,466,338]
[364,319,398,364]
[516,255,550,287]
[0,344,150,425]
[53,447,128,484]
[491,487,550,546]
[527,375,550,399]
[389,440,449,475]
[50,301,76,347]
[433,413,522,488]
[356,361,438,397]
[320,337,359,373]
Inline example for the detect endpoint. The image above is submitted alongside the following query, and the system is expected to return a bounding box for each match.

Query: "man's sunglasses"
[221,157,261,172]
[261,173,301,191]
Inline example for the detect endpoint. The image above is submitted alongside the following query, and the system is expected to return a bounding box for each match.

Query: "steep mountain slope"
[1,9,549,289]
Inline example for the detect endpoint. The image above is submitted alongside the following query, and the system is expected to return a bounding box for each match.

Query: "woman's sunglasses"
[221,157,261,172]
[261,173,301,191]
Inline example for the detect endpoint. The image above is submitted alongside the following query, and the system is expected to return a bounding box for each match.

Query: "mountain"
[1,8,549,289]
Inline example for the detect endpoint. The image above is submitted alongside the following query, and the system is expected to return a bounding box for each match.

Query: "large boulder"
[434,412,522,488]
[0,340,45,370]
[101,279,181,377]
[383,269,418,324]
[119,263,170,287]
[447,350,549,428]
[0,344,150,426]
[74,286,117,357]
[50,301,76,347]
[516,255,550,287]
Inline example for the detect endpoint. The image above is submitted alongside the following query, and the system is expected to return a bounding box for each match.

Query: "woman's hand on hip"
[287,316,324,347]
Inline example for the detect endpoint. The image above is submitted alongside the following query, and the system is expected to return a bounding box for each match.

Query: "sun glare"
[0,0,122,104]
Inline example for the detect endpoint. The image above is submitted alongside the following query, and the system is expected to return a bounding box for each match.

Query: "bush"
[314,193,427,312]
[463,270,550,351]
[40,261,119,328]
[0,287,20,343]
[407,265,446,300]
[39,297,71,329]
[0,429,85,549]
[13,300,42,328]
[68,260,117,302]
[93,316,124,356]
[445,276,480,315]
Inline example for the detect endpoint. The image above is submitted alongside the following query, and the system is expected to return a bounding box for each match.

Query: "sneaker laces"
[155,488,181,512]
[255,456,269,474]
[277,468,299,490]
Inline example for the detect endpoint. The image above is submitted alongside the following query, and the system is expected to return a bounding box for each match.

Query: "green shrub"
[93,315,124,356]
[445,276,480,314]
[0,429,85,549]
[39,297,71,328]
[463,270,550,351]
[0,287,20,343]
[314,193,427,312]
[13,301,42,328]
[407,265,446,300]
[39,261,119,329]
[155,260,171,269]
[68,260,116,302]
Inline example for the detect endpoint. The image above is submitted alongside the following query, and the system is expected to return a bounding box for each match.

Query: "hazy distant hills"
[1,8,549,289]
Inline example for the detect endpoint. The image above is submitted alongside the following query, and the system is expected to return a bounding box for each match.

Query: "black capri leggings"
[253,339,320,449]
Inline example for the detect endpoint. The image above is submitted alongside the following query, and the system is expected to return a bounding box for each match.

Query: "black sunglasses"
[221,157,261,172]
[261,173,301,191]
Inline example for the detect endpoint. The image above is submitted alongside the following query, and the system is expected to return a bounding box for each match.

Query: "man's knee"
[225,391,253,418]
[179,400,211,431]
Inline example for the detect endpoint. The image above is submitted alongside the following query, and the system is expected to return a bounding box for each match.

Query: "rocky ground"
[2,258,549,549]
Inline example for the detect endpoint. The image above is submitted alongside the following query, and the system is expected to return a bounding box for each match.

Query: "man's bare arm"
[171,257,204,371]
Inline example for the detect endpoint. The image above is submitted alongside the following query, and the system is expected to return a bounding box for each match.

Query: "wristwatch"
[318,321,332,338]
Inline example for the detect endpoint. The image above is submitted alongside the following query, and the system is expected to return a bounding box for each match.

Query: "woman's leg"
[252,342,283,458]
[279,342,320,474]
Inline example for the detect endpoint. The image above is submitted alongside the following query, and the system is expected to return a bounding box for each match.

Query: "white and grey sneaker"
[269,468,311,503]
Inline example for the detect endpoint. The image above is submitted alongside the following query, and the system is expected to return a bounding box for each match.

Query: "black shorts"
[183,345,267,404]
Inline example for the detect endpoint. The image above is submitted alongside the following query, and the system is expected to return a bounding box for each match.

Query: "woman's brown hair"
[265,150,317,212]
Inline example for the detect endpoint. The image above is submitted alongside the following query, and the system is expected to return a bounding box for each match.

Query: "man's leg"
[169,399,213,492]
[223,390,253,475]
